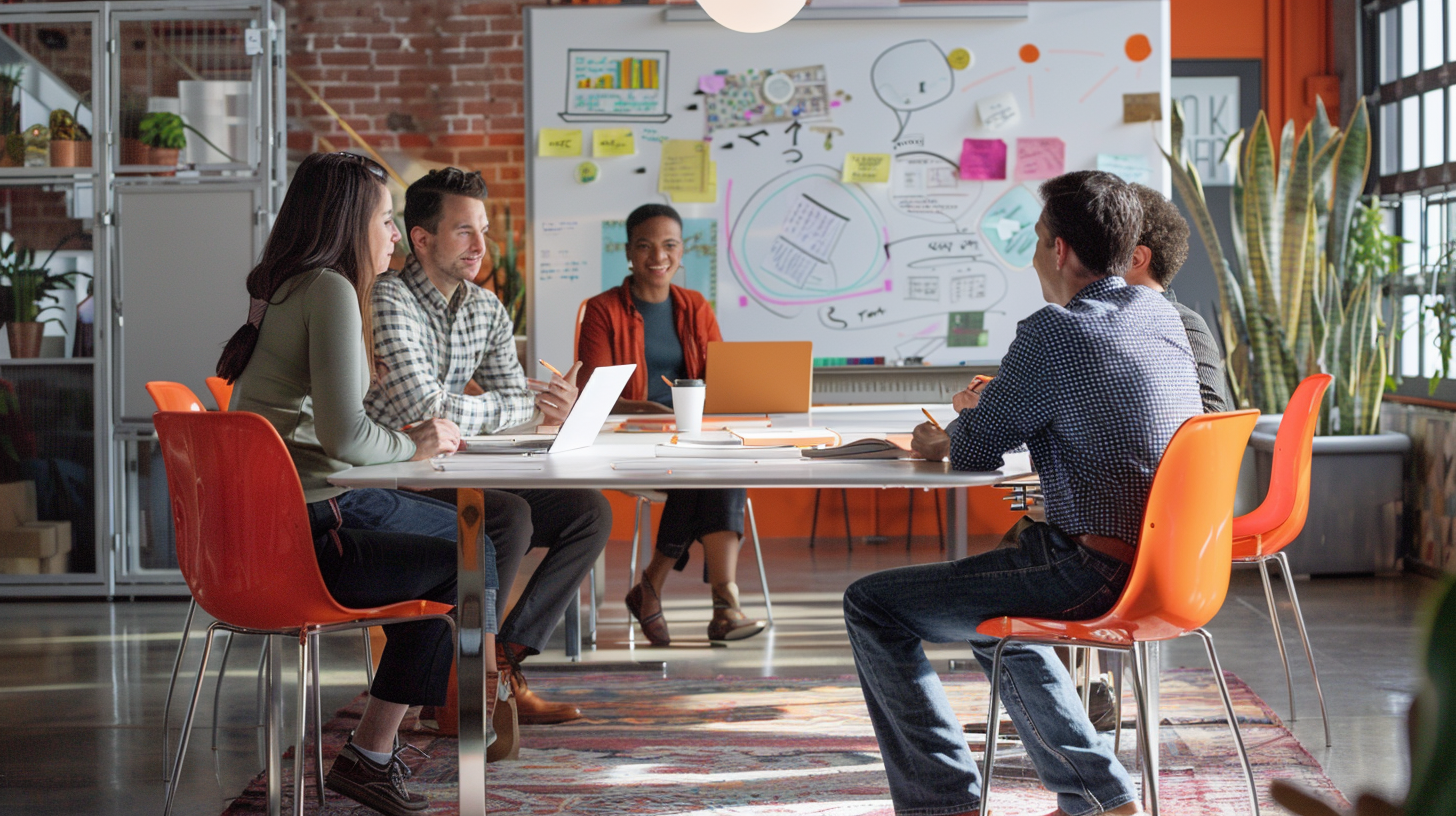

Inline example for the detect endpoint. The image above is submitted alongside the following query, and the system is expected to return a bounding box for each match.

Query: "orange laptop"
[703,341,813,414]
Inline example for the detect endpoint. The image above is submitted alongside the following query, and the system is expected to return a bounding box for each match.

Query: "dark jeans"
[308,488,496,707]
[843,521,1136,816]
[424,488,611,656]
[656,488,747,576]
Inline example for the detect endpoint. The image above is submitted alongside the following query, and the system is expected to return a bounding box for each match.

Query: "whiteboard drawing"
[890,152,980,224]
[872,40,954,141]
[978,185,1042,269]
[704,65,832,135]
[561,49,671,122]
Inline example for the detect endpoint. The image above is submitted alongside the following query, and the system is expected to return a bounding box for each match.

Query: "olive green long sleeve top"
[231,268,417,503]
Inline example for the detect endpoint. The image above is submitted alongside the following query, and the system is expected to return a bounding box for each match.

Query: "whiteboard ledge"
[663,2,1029,24]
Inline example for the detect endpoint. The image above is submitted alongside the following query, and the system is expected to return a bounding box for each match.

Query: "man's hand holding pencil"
[530,359,583,426]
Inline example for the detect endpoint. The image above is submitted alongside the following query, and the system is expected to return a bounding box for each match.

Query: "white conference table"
[326,404,1161,816]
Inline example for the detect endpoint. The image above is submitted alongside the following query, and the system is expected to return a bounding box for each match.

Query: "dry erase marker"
[921,408,943,430]
[538,359,564,378]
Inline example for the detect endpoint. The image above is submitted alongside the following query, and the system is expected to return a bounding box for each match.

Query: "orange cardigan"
[576,278,722,401]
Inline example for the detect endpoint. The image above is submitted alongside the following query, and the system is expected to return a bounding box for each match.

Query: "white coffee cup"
[670,379,707,434]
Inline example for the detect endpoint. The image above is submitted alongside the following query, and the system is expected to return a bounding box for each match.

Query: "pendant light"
[695,0,807,33]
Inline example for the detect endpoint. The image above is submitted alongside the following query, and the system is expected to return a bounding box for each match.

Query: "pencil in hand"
[921,407,943,431]
[538,358,564,378]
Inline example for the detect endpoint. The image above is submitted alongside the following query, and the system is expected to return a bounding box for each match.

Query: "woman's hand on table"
[528,361,582,426]
[406,418,463,460]
[613,398,674,414]
[911,421,950,462]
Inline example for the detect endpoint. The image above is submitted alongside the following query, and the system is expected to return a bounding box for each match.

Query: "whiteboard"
[525,2,1170,378]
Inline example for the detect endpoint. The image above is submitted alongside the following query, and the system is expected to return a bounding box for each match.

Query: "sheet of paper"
[842,153,892,184]
[698,74,727,95]
[673,160,718,203]
[537,128,582,157]
[1123,92,1163,123]
[976,92,1020,130]
[659,139,709,197]
[959,138,1007,180]
[1097,153,1152,185]
[593,128,635,157]
[535,219,595,284]
[1015,137,1065,180]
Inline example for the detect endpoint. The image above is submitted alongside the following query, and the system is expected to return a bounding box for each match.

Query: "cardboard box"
[0,480,37,529]
[0,551,69,574]
[0,520,71,559]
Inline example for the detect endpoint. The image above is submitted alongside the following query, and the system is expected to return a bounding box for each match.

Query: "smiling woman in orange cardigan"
[576,203,766,647]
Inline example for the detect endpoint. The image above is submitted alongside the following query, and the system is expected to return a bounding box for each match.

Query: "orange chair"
[204,376,234,411]
[977,410,1262,816]
[145,381,205,412]
[1232,373,1333,746]
[155,411,456,816]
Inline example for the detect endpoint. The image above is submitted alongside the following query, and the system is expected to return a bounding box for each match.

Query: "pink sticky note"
[738,295,749,307]
[1016,137,1065,180]
[830,99,842,108]
[698,74,727,94]
[959,138,1007,181]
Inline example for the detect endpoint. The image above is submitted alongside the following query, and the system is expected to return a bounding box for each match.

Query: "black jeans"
[308,488,492,707]
[656,488,747,577]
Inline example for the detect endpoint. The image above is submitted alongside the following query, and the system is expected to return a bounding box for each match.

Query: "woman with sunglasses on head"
[218,152,502,816]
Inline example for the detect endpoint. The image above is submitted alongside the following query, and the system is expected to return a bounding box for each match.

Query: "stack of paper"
[729,428,842,448]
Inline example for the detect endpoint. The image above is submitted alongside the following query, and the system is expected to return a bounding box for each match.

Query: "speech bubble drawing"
[872,40,955,142]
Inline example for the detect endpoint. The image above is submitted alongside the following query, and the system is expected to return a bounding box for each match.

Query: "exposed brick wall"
[5,189,91,256]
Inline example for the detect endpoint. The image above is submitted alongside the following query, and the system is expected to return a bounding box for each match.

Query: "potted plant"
[0,64,23,168]
[138,111,185,171]
[1163,97,1410,574]
[48,96,92,169]
[0,240,83,358]
[119,95,148,166]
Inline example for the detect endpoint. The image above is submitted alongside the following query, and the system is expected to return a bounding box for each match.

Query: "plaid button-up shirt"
[950,276,1203,545]
[364,257,535,435]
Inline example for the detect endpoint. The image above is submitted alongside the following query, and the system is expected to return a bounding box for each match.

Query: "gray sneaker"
[325,740,429,816]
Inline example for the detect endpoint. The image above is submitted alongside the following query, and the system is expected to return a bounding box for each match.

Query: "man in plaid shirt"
[366,168,610,734]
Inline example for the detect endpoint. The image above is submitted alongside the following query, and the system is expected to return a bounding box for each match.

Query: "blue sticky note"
[979,185,1042,269]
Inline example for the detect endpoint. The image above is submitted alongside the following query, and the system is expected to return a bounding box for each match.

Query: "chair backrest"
[204,376,234,411]
[1232,373,1333,552]
[1102,409,1260,640]
[572,297,589,359]
[145,381,205,412]
[153,410,361,631]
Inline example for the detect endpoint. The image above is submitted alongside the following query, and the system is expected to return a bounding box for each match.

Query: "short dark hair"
[403,167,488,255]
[1129,184,1191,288]
[626,203,682,242]
[1037,171,1142,277]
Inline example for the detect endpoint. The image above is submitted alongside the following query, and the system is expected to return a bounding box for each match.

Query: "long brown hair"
[216,152,390,383]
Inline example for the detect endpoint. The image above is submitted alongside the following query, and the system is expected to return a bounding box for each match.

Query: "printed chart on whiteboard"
[526,2,1171,372]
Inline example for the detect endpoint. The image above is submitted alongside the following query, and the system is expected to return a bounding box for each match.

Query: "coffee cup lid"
[673,378,705,387]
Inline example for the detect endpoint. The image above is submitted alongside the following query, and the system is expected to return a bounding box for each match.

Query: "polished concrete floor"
[0,534,1430,815]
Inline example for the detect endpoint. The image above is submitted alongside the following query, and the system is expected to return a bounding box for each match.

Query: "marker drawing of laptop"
[461,363,636,455]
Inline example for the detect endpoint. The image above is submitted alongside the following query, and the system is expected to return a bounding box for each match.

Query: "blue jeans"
[843,522,1137,816]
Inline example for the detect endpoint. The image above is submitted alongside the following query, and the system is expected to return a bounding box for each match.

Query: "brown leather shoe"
[497,643,582,725]
[707,582,767,643]
[625,572,671,646]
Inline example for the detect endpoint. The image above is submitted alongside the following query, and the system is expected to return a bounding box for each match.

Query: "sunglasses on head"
[330,151,387,180]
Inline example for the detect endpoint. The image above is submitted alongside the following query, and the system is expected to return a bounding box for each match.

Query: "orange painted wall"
[1170,0,1336,129]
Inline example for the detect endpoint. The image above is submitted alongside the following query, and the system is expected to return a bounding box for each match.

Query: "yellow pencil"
[921,407,943,430]
[661,374,675,389]
[538,359,564,378]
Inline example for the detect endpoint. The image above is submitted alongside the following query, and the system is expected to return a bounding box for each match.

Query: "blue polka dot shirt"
[949,276,1203,545]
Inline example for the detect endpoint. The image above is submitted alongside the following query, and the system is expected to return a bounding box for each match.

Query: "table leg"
[1142,641,1160,803]
[266,635,282,816]
[945,487,968,560]
[456,489,488,816]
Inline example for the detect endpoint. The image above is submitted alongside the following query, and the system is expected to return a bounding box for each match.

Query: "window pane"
[1384,102,1402,175]
[1402,1,1421,77]
[1427,200,1446,270]
[1404,195,1423,275]
[1426,89,1446,167]
[1425,0,1445,70]
[1403,95,1422,172]
[1383,8,1400,83]
[1403,294,1422,377]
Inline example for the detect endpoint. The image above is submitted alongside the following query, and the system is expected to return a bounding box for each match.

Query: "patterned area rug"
[221,668,1346,815]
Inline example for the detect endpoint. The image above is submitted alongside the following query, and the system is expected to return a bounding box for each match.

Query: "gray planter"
[1246,417,1410,575]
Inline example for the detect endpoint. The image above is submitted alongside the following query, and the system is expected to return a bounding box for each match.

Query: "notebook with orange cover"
[729,427,840,448]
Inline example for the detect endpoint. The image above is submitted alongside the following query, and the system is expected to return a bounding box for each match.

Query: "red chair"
[977,409,1262,816]
[204,375,234,411]
[145,381,205,412]
[1232,373,1334,746]
[155,411,455,816]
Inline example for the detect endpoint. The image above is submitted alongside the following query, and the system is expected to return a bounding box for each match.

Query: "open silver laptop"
[461,364,635,454]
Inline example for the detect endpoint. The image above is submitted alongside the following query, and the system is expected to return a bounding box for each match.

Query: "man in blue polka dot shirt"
[844,171,1202,816]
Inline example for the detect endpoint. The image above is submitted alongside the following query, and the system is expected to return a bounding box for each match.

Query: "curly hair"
[1130,184,1191,288]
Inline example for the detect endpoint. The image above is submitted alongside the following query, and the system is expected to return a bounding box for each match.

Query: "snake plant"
[1161,97,1390,435]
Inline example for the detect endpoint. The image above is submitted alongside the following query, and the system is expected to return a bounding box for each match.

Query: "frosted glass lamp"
[696,0,806,33]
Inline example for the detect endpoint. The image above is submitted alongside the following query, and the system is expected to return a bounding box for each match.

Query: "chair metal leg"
[628,497,648,645]
[210,631,235,751]
[564,590,582,662]
[1256,558,1297,723]
[256,640,268,772]
[293,635,310,816]
[362,628,375,687]
[1126,643,1159,816]
[809,489,821,549]
[1192,628,1259,815]
[1080,647,1092,714]
[980,637,1013,816]
[1111,650,1124,756]
[840,489,853,551]
[745,498,774,625]
[162,598,198,781]
[1275,551,1331,746]
[588,565,598,646]
[163,624,220,816]
[311,634,324,809]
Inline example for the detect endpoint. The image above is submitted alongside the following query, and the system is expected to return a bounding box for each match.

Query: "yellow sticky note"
[659,139,709,196]
[593,128,636,157]
[673,161,717,203]
[843,153,892,184]
[538,128,583,157]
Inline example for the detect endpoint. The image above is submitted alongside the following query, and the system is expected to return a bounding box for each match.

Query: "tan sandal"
[625,571,672,646]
